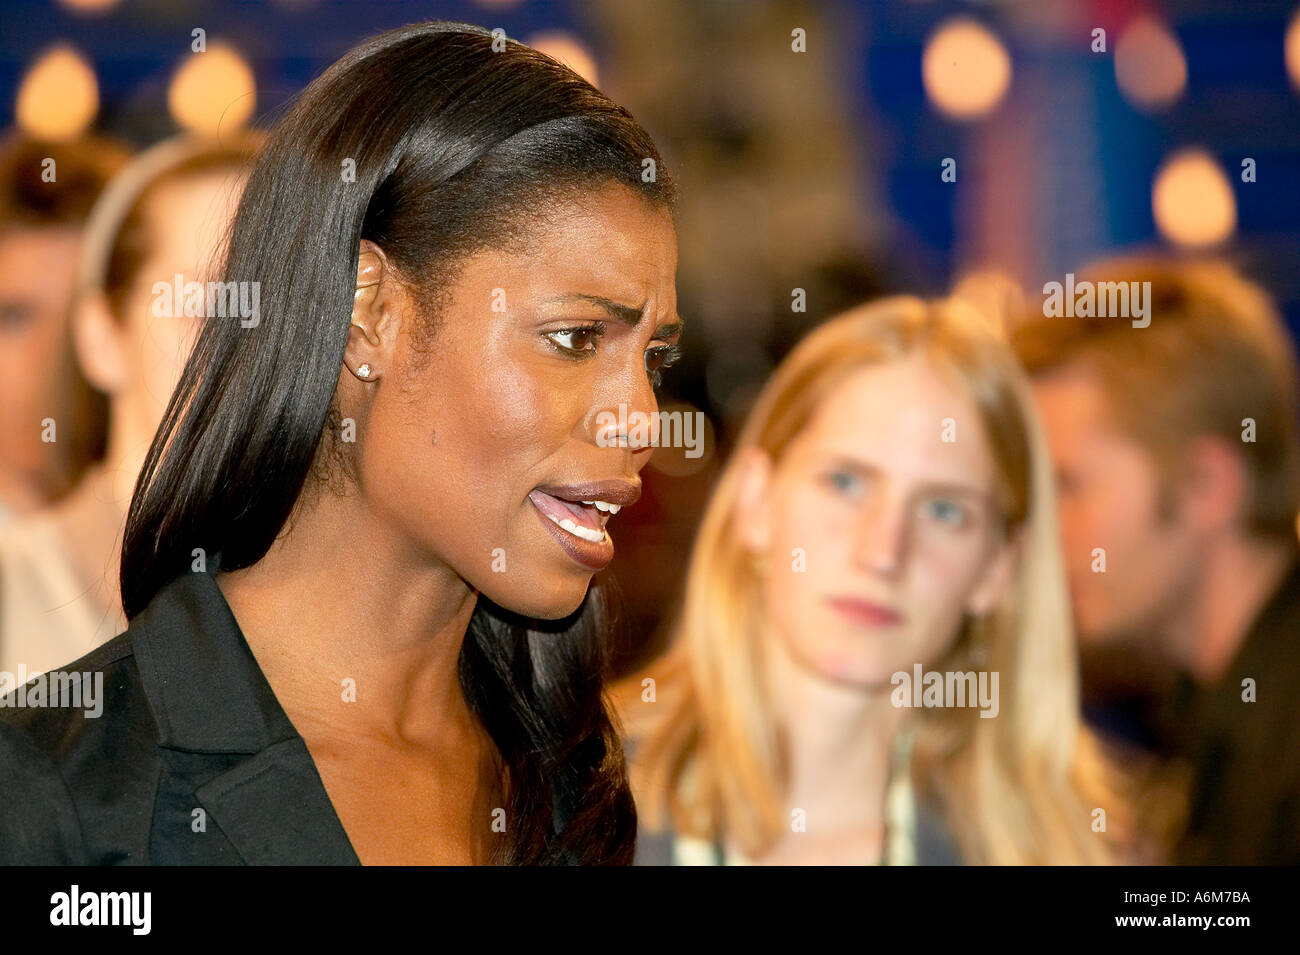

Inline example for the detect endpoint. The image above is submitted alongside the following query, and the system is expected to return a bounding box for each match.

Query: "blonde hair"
[619,295,1123,864]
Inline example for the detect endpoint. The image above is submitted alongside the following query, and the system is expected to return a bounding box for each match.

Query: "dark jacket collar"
[130,568,299,752]
[1223,547,1300,681]
[1169,545,1300,739]
[128,569,361,864]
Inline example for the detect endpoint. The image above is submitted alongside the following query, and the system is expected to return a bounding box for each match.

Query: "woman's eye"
[923,497,967,527]
[547,326,603,354]
[825,470,863,497]
[0,302,34,333]
[645,342,682,387]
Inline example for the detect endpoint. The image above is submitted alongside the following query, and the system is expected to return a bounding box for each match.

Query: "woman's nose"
[593,408,660,450]
[591,361,659,451]
[850,495,910,578]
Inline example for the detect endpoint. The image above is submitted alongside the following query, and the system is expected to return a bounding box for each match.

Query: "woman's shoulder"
[5,570,364,865]
[0,630,145,743]
[0,716,88,863]
[0,631,152,864]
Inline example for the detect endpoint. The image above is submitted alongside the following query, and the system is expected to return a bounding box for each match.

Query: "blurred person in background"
[1012,257,1300,865]
[618,296,1124,865]
[0,134,259,677]
[0,135,129,524]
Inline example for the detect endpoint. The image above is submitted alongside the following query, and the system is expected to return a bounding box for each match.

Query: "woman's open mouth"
[528,482,637,570]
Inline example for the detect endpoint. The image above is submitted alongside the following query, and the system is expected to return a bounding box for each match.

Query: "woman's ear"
[344,239,399,382]
[72,290,128,396]
[966,524,1023,617]
[732,446,775,557]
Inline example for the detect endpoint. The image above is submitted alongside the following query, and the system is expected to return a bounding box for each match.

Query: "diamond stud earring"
[357,363,372,379]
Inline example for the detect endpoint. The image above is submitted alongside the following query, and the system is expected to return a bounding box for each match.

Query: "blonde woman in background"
[617,295,1124,865]
[0,134,259,676]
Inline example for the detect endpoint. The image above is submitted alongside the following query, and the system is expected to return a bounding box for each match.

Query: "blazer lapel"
[131,569,361,865]
[196,739,361,865]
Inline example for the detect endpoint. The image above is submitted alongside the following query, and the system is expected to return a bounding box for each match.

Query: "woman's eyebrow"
[920,483,994,503]
[541,292,684,338]
[655,316,684,339]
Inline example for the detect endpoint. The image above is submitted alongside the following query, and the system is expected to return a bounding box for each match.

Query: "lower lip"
[827,598,903,627]
[529,495,615,570]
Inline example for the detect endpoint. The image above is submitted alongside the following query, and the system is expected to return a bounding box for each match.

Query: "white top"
[0,509,125,677]
[672,726,920,865]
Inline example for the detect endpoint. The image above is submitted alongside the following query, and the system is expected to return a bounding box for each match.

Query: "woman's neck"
[214,483,481,749]
[736,629,910,863]
[50,462,127,620]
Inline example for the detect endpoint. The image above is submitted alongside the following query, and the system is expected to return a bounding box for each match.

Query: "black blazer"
[0,569,362,864]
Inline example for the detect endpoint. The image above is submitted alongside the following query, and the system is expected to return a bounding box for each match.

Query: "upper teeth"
[581,500,621,514]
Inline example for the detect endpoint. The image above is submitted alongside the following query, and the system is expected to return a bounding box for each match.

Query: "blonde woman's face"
[737,354,1017,689]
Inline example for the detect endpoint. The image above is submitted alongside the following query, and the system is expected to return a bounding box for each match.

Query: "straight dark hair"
[120,21,677,865]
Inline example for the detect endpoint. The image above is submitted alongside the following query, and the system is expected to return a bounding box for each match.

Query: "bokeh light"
[168,42,256,136]
[15,44,98,141]
[1287,7,1300,91]
[922,17,1012,120]
[525,30,599,87]
[1152,149,1237,247]
[55,0,121,12]
[1115,17,1187,110]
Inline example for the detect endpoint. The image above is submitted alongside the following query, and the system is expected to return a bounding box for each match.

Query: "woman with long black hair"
[0,21,681,865]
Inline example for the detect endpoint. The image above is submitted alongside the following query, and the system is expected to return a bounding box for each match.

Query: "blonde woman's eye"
[825,470,863,497]
[924,498,967,526]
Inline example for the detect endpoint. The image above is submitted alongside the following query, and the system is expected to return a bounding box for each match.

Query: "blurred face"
[354,184,680,619]
[110,170,247,455]
[1032,365,1198,645]
[0,227,81,510]
[738,353,1018,689]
